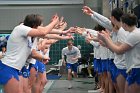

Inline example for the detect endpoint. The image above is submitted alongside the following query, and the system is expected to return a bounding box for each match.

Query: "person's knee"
[42,79,48,86]
[68,71,72,75]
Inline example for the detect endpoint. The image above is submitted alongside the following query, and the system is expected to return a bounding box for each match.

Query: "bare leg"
[107,72,115,93]
[87,65,93,77]
[39,72,48,93]
[67,69,72,89]
[104,72,109,93]
[100,73,105,92]
[73,72,77,78]
[23,77,31,93]
[32,72,41,93]
[116,74,126,93]
[19,76,24,93]
[29,67,37,93]
[4,77,21,93]
[125,81,140,93]
[68,69,72,80]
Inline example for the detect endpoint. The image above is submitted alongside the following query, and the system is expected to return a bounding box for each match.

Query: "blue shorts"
[66,63,78,73]
[101,59,109,72]
[108,59,114,71]
[109,62,127,83]
[0,61,19,85]
[20,66,30,78]
[36,60,46,73]
[118,69,127,79]
[109,62,118,83]
[96,59,102,73]
[93,58,97,71]
[126,68,140,86]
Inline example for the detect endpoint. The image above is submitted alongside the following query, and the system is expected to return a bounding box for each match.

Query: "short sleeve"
[20,24,32,37]
[125,31,140,47]
[62,48,65,56]
[117,28,128,43]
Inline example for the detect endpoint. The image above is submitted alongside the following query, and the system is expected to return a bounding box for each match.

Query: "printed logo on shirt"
[67,51,77,55]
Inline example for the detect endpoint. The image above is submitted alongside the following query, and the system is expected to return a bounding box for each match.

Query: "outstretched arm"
[83,6,112,31]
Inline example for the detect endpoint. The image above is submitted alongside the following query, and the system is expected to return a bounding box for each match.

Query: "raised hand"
[65,35,74,40]
[68,27,76,33]
[85,38,91,44]
[55,16,67,30]
[82,6,93,16]
[75,27,86,35]
[51,14,59,25]
[98,30,111,45]
[59,22,67,30]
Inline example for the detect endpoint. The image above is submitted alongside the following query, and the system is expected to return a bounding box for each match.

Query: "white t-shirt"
[1,24,32,70]
[124,28,140,70]
[113,27,128,69]
[108,49,114,59]
[89,41,100,59]
[93,46,101,59]
[26,37,38,65]
[62,46,81,64]
[99,46,109,60]
[108,32,116,59]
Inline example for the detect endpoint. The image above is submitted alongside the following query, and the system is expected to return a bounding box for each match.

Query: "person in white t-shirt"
[0,14,59,93]
[62,40,81,89]
[99,13,140,93]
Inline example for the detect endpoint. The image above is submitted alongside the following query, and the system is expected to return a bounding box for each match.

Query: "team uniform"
[111,27,128,82]
[124,28,140,85]
[0,24,32,84]
[28,37,39,72]
[35,51,45,74]
[99,46,109,73]
[62,46,81,73]
[19,37,35,78]
[90,41,101,73]
[90,11,128,82]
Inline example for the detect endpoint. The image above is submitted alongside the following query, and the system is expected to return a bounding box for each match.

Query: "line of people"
[0,5,140,93]
[71,6,140,93]
[0,14,75,93]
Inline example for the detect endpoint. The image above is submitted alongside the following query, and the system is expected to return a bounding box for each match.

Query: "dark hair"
[121,13,137,26]
[94,24,105,32]
[67,40,74,46]
[111,8,124,22]
[23,14,43,28]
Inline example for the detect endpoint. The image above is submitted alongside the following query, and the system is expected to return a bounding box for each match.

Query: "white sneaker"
[68,84,72,89]
[88,74,93,78]
[68,81,72,89]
